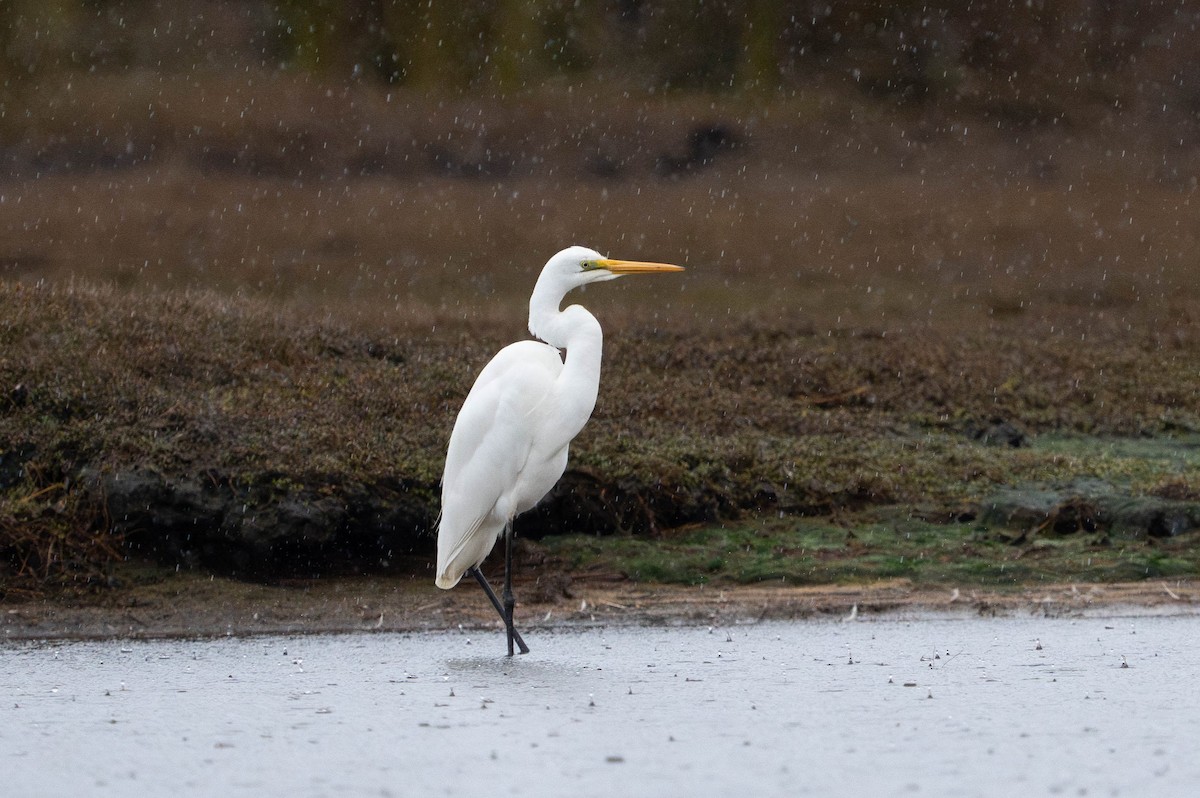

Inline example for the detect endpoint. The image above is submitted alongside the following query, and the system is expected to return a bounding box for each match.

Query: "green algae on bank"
[538,436,1200,589]
[537,507,1200,589]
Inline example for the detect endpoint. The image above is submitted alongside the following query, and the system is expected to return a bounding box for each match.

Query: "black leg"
[502,522,527,656]
[468,565,529,655]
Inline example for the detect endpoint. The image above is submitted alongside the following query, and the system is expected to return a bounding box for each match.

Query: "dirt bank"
[4,569,1196,642]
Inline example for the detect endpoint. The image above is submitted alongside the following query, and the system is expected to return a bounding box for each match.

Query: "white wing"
[435,341,565,588]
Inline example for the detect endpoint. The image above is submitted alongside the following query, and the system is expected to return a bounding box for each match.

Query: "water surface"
[3,614,1197,797]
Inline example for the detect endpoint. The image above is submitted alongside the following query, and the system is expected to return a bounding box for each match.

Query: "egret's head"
[541,245,684,290]
[529,246,683,343]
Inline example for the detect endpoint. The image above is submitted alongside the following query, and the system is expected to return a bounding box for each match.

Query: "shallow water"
[3,614,1198,798]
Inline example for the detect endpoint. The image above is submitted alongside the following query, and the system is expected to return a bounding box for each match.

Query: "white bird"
[435,245,683,655]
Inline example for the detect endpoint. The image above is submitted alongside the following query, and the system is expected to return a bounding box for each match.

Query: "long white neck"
[528,277,604,432]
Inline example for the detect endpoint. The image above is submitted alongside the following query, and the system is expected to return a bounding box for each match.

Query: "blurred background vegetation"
[0,1,1197,321]
[2,0,1197,99]
[2,0,1198,179]
[3,2,1200,591]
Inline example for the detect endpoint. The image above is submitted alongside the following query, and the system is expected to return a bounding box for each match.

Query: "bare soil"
[4,566,1196,642]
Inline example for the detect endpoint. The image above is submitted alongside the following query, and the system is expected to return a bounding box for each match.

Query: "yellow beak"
[594,258,685,274]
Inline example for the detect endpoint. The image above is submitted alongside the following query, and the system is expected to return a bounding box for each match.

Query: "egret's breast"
[512,445,570,517]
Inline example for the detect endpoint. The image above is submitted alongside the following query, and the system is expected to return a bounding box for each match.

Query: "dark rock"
[981,486,1066,530]
[1105,495,1200,539]
[980,479,1200,540]
[967,419,1027,447]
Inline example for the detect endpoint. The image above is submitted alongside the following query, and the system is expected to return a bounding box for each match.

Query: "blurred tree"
[643,0,741,90]
[1,0,81,77]
[275,0,374,76]
[736,0,783,92]
[377,1,485,89]
[539,0,596,75]
[488,0,543,92]
[0,0,1191,128]
[0,0,81,143]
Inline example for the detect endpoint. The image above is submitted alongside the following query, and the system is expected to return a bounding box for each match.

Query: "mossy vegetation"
[2,275,1198,595]
[540,511,1200,588]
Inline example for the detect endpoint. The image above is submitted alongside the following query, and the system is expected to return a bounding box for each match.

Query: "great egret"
[435,245,684,655]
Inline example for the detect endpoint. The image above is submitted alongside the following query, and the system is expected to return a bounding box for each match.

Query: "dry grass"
[2,74,1200,593]
[2,273,1198,591]
[3,73,1199,333]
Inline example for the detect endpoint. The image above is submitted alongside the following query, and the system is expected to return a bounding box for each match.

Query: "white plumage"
[434,245,682,653]
[436,339,580,588]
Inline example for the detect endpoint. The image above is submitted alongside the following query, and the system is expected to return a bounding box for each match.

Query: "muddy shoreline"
[4,573,1196,642]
